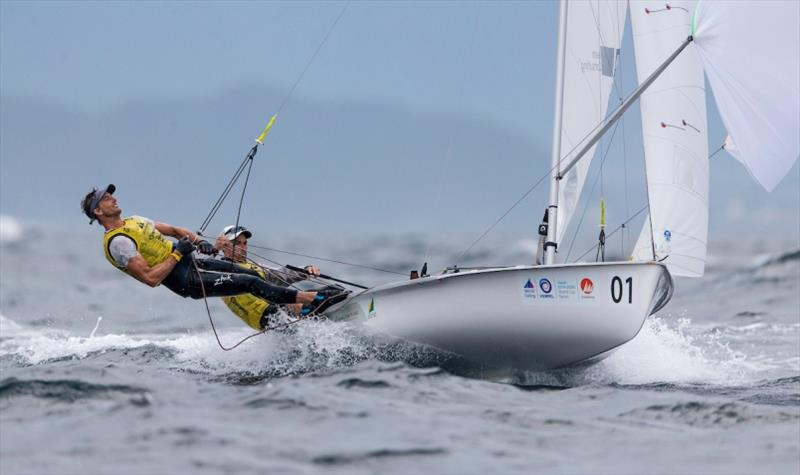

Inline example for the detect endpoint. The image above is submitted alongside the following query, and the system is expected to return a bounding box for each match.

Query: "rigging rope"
[455,166,553,263]
[562,118,622,262]
[198,151,254,234]
[276,1,351,115]
[573,204,648,262]
[192,3,352,351]
[247,242,406,276]
[198,2,350,234]
[708,142,725,160]
[455,60,653,263]
[191,258,320,352]
[571,144,727,264]
[422,4,482,268]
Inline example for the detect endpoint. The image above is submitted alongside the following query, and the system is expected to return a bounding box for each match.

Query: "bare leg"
[296,291,318,304]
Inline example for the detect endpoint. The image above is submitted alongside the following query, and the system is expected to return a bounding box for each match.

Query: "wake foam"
[0,313,777,387]
[513,316,768,387]
[0,315,155,365]
[0,315,439,379]
[595,316,757,385]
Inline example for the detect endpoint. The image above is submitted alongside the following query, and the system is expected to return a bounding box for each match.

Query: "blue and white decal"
[522,279,537,299]
[538,278,554,299]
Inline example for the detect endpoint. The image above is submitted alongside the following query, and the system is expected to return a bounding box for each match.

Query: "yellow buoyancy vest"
[103,216,174,276]
[223,261,271,330]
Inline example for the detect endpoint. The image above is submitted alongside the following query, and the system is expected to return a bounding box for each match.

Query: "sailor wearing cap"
[214,225,326,330]
[80,184,326,309]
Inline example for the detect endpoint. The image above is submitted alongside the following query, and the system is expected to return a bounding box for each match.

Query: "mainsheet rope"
[191,258,324,352]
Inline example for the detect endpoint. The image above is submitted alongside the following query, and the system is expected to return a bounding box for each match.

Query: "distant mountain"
[1,85,797,248]
[1,85,552,238]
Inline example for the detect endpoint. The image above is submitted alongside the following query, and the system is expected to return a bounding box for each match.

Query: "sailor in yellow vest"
[214,225,346,330]
[80,184,333,309]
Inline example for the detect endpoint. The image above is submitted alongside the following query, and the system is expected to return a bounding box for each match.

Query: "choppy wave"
[617,399,799,427]
[758,248,800,268]
[0,315,449,380]
[312,448,448,466]
[0,377,151,405]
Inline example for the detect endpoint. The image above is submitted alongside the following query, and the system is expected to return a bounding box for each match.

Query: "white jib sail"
[555,0,627,245]
[630,0,709,277]
[692,0,800,192]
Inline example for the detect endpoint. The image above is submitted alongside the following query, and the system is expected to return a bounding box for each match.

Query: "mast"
[544,0,569,266]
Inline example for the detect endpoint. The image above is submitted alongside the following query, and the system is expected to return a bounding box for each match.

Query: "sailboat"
[323,0,800,371]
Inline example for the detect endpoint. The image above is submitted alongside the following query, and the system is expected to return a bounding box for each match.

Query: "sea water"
[1,222,798,474]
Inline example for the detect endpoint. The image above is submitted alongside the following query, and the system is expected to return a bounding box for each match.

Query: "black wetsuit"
[161,257,298,303]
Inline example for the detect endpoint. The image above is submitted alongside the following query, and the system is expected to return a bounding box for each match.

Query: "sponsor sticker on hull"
[579,277,596,300]
[538,278,555,299]
[556,279,578,300]
[522,279,537,299]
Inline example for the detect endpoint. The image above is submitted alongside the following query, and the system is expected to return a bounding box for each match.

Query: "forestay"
[555,0,627,245]
[630,0,709,277]
[692,0,800,192]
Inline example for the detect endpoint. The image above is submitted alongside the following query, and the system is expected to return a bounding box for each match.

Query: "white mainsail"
[555,0,627,245]
[692,0,800,192]
[630,0,709,277]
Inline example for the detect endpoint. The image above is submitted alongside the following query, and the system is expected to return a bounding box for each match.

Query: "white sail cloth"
[693,0,800,192]
[630,0,709,277]
[555,0,627,245]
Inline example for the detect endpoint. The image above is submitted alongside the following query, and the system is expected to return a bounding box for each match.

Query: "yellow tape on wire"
[600,198,606,228]
[255,115,277,144]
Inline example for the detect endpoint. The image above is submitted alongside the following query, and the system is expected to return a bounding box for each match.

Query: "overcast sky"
[1,1,561,133]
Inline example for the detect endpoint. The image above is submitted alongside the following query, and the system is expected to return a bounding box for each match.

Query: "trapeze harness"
[102,216,298,306]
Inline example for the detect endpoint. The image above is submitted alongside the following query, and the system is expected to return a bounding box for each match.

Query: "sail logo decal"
[538,278,554,298]
[663,229,672,242]
[522,279,537,299]
[367,298,376,319]
[580,278,594,295]
[580,47,619,77]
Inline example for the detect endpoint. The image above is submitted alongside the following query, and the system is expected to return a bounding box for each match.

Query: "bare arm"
[154,222,199,243]
[126,253,179,287]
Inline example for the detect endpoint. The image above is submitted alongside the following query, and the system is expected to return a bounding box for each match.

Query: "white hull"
[325,261,673,371]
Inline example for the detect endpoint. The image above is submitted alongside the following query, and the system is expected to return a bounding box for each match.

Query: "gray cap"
[82,184,116,224]
[221,225,252,240]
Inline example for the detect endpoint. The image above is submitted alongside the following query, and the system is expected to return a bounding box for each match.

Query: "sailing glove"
[175,237,196,256]
[196,240,216,255]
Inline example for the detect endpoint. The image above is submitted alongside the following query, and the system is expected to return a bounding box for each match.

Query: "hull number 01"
[611,276,633,304]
